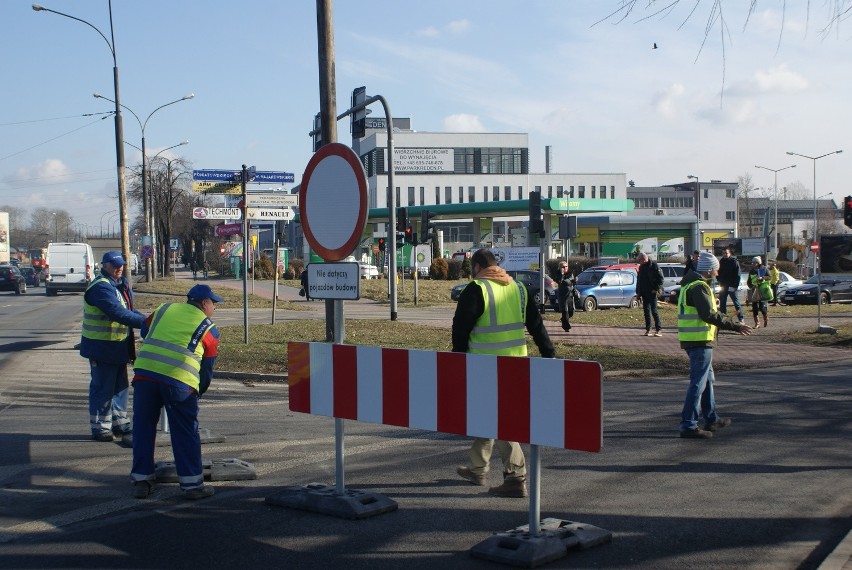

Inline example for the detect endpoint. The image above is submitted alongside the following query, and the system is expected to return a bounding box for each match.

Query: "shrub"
[429,257,449,280]
[447,259,463,280]
[253,255,275,279]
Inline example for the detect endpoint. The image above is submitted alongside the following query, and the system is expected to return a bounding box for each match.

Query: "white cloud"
[415,26,440,38]
[652,83,685,117]
[442,114,487,132]
[414,19,470,38]
[754,63,808,92]
[445,19,470,35]
[7,159,72,186]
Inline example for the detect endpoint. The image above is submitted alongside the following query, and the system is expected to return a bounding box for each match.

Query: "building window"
[458,187,464,204]
[569,186,575,198]
[634,197,658,208]
[726,211,736,220]
[547,186,553,199]
[578,186,585,198]
[445,186,452,204]
[420,187,425,205]
[704,188,709,199]
[534,185,541,197]
[726,189,735,199]
[395,187,401,207]
[505,186,511,200]
[661,196,694,208]
[557,185,564,198]
[435,186,441,204]
[610,186,615,199]
[469,186,476,202]
[492,186,499,201]
[518,186,524,200]
[704,211,709,221]
[408,187,415,207]
[591,186,596,199]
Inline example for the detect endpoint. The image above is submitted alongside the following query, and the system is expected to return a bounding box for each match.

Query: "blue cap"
[187,284,223,303]
[101,251,126,266]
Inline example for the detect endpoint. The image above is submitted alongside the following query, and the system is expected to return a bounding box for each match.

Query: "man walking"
[678,252,751,439]
[452,249,555,498]
[80,251,147,442]
[636,252,664,336]
[130,284,221,500]
[717,247,744,322]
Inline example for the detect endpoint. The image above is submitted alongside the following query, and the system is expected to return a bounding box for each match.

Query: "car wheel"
[628,296,639,308]
[533,290,543,307]
[820,292,829,305]
[583,296,597,312]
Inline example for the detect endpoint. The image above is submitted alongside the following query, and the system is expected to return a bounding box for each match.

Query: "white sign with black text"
[306,262,360,300]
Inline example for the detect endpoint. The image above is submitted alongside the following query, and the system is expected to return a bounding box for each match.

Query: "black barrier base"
[470,517,612,567]
[155,458,257,482]
[265,483,398,520]
[120,427,226,448]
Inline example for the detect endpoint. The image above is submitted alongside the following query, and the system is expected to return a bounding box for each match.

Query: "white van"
[45,242,96,296]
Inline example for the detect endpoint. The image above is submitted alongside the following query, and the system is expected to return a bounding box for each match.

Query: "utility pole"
[316,0,337,342]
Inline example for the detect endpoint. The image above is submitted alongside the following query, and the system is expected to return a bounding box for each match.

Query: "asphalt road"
[0,288,849,569]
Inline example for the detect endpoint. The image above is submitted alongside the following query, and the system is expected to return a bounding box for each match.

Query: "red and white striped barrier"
[288,342,602,452]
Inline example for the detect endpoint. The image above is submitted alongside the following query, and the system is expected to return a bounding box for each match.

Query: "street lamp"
[687,175,700,250]
[786,149,843,334]
[100,209,117,238]
[33,2,131,272]
[754,164,796,261]
[94,92,194,282]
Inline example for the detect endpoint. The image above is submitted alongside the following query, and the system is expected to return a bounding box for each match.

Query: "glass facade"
[362,146,528,176]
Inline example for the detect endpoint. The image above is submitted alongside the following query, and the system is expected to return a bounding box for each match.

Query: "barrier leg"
[335,418,345,494]
[529,444,541,537]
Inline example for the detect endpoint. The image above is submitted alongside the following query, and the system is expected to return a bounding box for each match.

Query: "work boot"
[679,428,713,439]
[763,315,768,328]
[183,485,214,500]
[456,466,486,486]
[133,481,154,499]
[705,418,732,432]
[488,475,527,498]
[91,431,114,442]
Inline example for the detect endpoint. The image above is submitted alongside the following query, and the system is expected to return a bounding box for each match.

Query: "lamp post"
[99,209,116,238]
[754,164,796,261]
[122,138,189,281]
[50,212,57,242]
[687,175,700,250]
[786,149,843,334]
[94,93,193,282]
[33,2,131,271]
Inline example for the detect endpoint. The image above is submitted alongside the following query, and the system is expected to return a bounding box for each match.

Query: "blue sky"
[1,1,849,231]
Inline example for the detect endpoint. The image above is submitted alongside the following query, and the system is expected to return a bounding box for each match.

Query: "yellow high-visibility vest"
[468,279,527,356]
[81,276,129,342]
[677,280,716,342]
[134,303,212,391]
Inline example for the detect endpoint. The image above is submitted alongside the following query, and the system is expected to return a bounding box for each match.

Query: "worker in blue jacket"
[79,251,147,442]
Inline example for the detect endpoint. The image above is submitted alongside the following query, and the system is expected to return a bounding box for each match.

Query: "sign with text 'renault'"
[245,208,294,221]
[306,262,360,300]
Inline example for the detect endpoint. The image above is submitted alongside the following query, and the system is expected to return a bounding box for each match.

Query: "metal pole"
[529,444,541,537]
[241,165,249,344]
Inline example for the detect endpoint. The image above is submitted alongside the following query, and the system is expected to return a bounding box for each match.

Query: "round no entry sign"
[810,241,819,253]
[299,143,368,261]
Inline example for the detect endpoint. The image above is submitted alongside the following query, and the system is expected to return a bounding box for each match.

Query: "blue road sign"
[254,171,295,183]
[193,169,240,181]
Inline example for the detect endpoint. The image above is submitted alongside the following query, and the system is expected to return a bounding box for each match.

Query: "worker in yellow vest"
[452,249,554,498]
[80,251,147,442]
[677,252,751,439]
[130,284,221,500]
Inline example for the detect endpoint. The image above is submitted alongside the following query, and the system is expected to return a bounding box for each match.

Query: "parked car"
[774,271,803,301]
[450,269,558,311]
[44,242,96,296]
[780,274,852,305]
[574,268,638,311]
[0,265,27,294]
[663,273,749,304]
[359,262,380,279]
[20,266,41,287]
[657,262,685,289]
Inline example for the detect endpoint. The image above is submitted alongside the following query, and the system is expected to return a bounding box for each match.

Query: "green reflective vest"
[134,303,210,391]
[677,280,716,342]
[468,278,528,357]
[81,276,129,342]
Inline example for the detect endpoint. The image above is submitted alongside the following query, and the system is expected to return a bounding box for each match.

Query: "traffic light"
[528,191,543,236]
[404,220,417,245]
[396,231,406,248]
[351,86,367,139]
[558,215,578,239]
[845,196,852,228]
[378,237,386,252]
[420,210,436,243]
[396,207,409,233]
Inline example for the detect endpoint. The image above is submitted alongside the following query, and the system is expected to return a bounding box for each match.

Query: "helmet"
[752,256,762,264]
